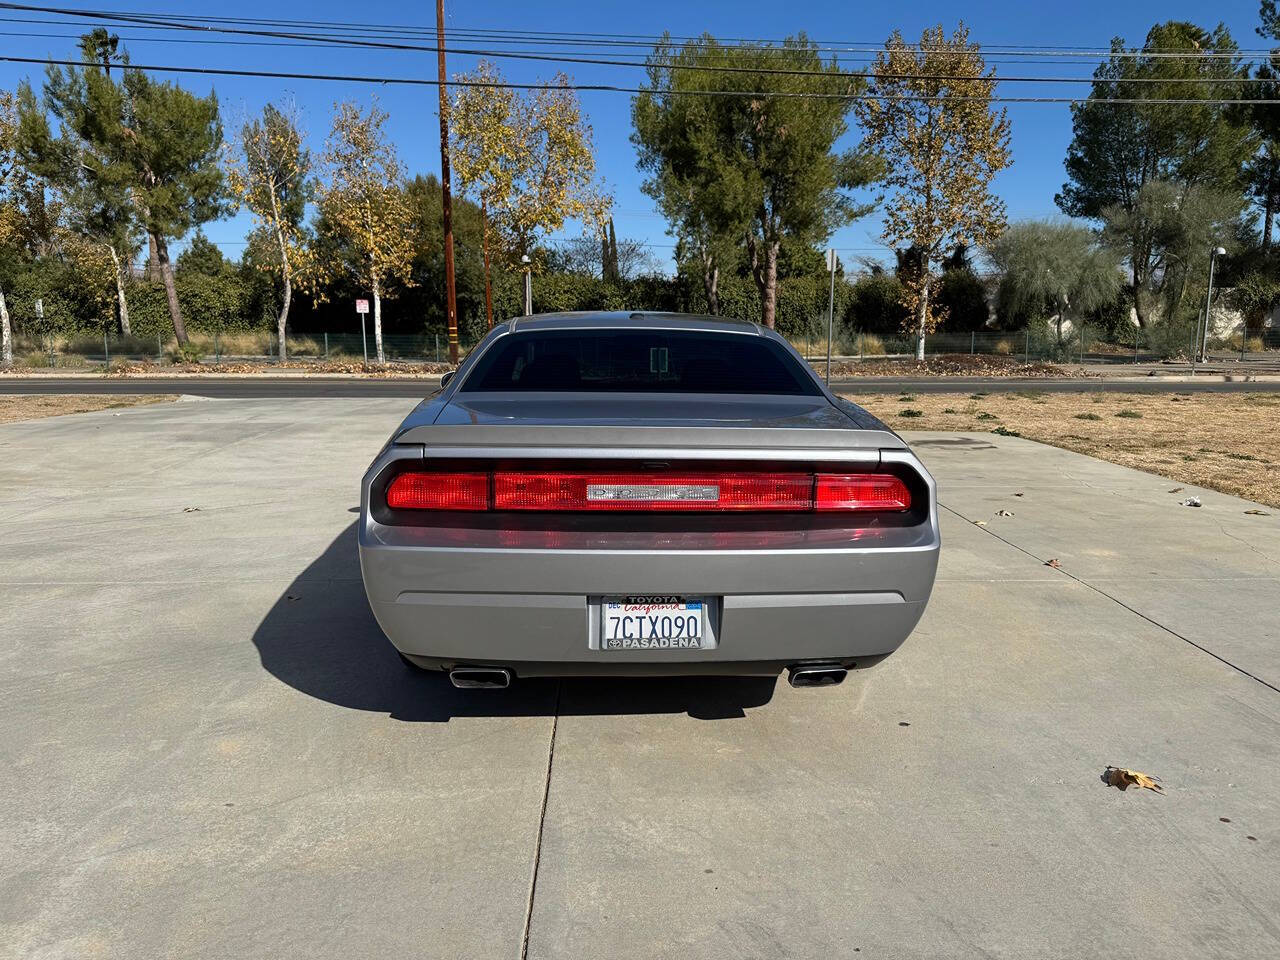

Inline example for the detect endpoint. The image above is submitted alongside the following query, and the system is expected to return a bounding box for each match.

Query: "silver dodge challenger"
[359,312,939,689]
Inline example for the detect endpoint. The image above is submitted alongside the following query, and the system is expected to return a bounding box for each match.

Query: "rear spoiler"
[392,424,907,465]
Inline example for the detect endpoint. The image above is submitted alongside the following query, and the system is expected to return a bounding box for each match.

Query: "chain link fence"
[3,327,490,369]
[8,322,1279,370]
[788,324,1280,364]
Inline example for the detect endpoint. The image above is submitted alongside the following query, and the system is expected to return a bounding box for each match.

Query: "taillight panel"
[814,474,911,512]
[386,471,488,511]
[382,466,911,514]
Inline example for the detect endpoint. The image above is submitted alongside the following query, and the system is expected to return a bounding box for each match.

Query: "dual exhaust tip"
[786,665,848,688]
[447,665,847,689]
[449,667,512,689]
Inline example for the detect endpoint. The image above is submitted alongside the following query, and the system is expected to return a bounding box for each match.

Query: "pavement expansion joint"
[520,679,561,960]
[938,501,1280,696]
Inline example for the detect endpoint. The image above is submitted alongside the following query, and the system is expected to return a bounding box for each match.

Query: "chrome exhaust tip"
[787,665,848,688]
[448,667,512,690]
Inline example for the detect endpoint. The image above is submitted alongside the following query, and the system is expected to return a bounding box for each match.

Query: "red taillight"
[385,469,912,513]
[385,471,488,511]
[815,474,911,512]
[493,472,813,512]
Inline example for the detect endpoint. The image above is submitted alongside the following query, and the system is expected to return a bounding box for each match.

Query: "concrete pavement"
[0,399,1277,959]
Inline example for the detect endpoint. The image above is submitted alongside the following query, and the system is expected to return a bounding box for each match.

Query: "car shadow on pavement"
[252,523,777,722]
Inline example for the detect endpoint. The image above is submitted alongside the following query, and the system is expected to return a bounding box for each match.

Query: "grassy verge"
[840,390,1280,509]
[0,394,174,424]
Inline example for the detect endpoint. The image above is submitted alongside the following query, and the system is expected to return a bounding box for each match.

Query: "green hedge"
[1,259,105,335]
[123,274,255,339]
[3,258,990,343]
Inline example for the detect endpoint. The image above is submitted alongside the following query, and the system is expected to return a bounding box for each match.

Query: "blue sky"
[0,0,1269,271]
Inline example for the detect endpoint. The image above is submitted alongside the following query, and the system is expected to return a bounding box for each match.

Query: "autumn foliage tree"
[227,101,312,359]
[855,24,1011,358]
[0,88,20,365]
[315,100,414,364]
[451,60,610,324]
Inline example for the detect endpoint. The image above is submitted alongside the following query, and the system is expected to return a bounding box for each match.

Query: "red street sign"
[355,299,370,314]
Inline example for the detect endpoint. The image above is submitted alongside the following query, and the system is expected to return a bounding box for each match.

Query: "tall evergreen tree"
[634,34,879,328]
[1057,22,1255,327]
[22,35,228,344]
[1252,3,1280,249]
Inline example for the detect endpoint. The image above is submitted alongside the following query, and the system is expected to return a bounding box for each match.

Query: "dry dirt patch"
[0,394,173,424]
[827,354,1075,378]
[841,390,1280,508]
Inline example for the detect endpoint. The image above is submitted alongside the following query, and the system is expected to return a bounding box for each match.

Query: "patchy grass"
[0,394,173,424]
[841,390,1280,508]
[826,354,1076,378]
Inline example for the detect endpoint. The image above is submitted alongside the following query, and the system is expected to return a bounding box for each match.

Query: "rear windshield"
[460,329,820,395]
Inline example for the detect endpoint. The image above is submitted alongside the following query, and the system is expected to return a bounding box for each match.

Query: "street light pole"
[1199,246,1226,364]
[824,248,837,383]
[522,255,532,316]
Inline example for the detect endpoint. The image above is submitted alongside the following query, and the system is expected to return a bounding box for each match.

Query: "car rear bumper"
[363,586,927,676]
[358,441,940,677]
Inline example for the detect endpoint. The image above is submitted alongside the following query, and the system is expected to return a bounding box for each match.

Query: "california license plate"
[601,596,708,650]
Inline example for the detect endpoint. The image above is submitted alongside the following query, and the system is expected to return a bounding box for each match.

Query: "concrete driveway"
[1,398,1277,959]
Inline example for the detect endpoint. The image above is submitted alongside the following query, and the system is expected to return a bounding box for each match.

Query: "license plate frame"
[595,595,716,651]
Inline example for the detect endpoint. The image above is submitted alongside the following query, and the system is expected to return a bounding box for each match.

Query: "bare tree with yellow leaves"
[854,24,1011,360]
[227,101,312,360]
[451,60,610,325]
[0,88,18,366]
[315,100,414,364]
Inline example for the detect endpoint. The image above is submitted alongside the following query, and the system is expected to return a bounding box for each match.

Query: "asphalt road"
[2,374,1279,398]
[2,398,1278,958]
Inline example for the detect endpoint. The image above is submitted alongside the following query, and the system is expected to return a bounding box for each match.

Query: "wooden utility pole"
[482,198,494,329]
[435,0,459,363]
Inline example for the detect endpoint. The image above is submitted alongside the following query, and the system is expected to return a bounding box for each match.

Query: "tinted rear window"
[460,329,820,395]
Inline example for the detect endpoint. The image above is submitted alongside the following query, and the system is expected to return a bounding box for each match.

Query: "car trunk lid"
[395,393,903,457]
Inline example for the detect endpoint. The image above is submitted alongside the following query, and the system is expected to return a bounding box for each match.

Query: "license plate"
[601,596,708,650]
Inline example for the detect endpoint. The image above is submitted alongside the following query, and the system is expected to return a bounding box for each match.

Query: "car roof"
[507,311,764,336]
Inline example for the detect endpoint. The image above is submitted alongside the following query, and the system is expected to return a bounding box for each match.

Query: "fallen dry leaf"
[1168,487,1184,494]
[974,520,987,527]
[1045,558,1061,568]
[1244,509,1270,516]
[1104,766,1164,793]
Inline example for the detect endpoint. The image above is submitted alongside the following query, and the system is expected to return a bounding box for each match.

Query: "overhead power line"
[0,12,1272,87]
[1,3,1277,62]
[0,14,1261,69]
[3,54,1279,105]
